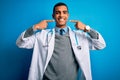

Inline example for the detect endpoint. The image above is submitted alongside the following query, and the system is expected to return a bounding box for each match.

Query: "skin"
[34,5,89,32]
[52,6,69,28]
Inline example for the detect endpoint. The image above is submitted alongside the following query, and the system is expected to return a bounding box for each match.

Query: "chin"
[58,22,66,26]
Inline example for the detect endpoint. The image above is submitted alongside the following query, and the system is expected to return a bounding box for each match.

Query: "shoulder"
[73,29,86,35]
[35,29,52,37]
[68,27,84,35]
[41,29,52,33]
[72,30,89,40]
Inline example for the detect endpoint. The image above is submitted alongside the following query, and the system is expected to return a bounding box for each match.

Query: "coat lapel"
[44,29,55,72]
[68,27,84,64]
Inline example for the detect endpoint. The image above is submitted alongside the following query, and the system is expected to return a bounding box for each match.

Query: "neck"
[56,25,66,28]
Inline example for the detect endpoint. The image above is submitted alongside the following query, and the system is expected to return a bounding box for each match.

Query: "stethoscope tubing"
[46,30,81,50]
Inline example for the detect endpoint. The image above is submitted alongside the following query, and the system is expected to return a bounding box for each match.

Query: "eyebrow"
[55,10,68,12]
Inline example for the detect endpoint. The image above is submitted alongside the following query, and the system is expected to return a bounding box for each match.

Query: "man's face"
[53,5,69,28]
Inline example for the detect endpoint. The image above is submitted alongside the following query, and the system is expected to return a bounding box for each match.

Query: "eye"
[55,11,60,14]
[63,11,68,14]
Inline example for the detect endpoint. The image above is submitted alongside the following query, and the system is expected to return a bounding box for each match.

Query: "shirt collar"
[55,26,68,34]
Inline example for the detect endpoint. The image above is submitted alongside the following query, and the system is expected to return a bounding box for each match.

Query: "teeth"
[59,18,64,21]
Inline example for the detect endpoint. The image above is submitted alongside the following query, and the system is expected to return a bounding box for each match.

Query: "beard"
[56,20,67,28]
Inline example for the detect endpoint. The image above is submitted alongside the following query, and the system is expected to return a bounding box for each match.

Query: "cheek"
[66,16,68,19]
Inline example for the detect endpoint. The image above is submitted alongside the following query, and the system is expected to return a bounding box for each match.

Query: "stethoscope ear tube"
[74,32,81,50]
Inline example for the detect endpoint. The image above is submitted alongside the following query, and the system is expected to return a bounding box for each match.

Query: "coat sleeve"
[87,29,106,50]
[16,30,37,49]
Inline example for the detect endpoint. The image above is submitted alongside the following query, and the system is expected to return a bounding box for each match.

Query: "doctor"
[16,2,106,80]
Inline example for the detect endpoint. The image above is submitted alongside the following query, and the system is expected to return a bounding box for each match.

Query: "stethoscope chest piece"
[77,45,81,50]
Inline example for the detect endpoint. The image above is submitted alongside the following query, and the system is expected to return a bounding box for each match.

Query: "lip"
[58,18,65,22]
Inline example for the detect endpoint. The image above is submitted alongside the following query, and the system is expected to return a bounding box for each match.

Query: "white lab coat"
[16,27,106,80]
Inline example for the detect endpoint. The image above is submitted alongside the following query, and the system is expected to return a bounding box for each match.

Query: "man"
[16,2,106,80]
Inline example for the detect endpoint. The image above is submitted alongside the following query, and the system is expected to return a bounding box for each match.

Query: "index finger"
[46,20,55,22]
[69,20,79,23]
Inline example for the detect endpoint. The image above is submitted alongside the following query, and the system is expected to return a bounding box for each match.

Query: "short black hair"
[53,2,69,14]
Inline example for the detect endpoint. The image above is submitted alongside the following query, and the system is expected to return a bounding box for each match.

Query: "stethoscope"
[74,32,82,50]
[45,29,82,50]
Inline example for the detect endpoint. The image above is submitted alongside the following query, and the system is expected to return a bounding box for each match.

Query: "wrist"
[84,25,90,32]
[34,24,40,30]
[32,25,37,31]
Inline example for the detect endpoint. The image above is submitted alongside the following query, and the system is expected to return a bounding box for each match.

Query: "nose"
[60,12,64,17]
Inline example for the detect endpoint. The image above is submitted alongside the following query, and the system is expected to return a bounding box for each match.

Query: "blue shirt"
[55,26,68,35]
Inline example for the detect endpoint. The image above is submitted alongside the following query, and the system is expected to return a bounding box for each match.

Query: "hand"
[70,20,86,31]
[34,20,54,30]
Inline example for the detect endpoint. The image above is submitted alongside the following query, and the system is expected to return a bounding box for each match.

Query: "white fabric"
[16,27,106,80]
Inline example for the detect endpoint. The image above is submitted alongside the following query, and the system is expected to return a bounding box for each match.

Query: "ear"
[68,13,69,17]
[52,14,55,19]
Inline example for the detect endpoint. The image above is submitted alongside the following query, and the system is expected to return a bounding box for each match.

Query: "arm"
[16,20,54,49]
[87,28,106,50]
[16,27,36,49]
[70,20,106,50]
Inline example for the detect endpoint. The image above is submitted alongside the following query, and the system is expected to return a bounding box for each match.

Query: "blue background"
[0,0,120,80]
